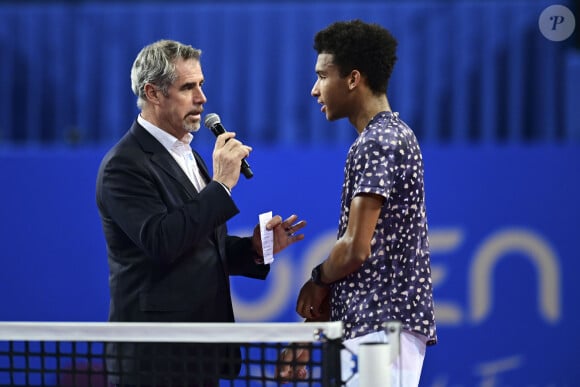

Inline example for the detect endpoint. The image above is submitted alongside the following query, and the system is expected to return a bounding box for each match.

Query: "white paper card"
[259,211,274,264]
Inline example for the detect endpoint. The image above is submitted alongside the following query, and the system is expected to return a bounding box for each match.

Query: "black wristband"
[310,263,329,287]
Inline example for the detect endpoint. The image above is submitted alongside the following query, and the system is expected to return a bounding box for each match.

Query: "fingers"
[266,215,284,230]
[278,367,307,383]
[212,132,252,188]
[276,349,293,381]
[296,282,329,319]
[215,132,252,152]
[284,219,307,235]
[297,303,316,319]
[296,298,313,318]
[296,287,313,318]
[214,132,252,161]
[223,139,251,159]
[295,366,308,379]
[267,214,307,233]
[266,214,297,229]
[215,131,236,147]
[277,347,309,382]
[277,365,291,382]
[282,214,298,226]
[279,366,308,381]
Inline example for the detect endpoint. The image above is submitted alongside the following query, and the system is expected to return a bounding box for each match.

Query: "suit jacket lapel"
[130,121,225,265]
[192,151,211,184]
[130,123,199,197]
[192,150,227,260]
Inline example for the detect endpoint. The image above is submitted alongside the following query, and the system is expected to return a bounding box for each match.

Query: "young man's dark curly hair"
[313,19,398,95]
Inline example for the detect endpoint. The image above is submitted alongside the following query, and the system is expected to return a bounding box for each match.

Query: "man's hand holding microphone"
[205,113,254,191]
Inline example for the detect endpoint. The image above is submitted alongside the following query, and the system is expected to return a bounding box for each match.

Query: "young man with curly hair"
[279,20,437,387]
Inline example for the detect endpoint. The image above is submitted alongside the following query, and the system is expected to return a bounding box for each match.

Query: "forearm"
[101,161,239,262]
[318,236,370,285]
[315,194,381,285]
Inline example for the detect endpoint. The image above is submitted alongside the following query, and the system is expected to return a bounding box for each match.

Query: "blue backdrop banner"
[0,144,577,385]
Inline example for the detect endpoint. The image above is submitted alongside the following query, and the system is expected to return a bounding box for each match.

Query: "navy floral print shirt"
[330,111,437,345]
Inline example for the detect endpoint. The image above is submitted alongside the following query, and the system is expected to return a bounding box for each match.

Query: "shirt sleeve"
[216,181,232,196]
[353,133,399,200]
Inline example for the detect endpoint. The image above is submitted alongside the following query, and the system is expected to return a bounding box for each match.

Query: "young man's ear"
[348,70,361,90]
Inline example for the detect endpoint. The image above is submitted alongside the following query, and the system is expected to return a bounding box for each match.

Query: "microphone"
[204,113,254,179]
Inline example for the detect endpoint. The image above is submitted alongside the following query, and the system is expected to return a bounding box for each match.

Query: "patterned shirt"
[330,111,437,345]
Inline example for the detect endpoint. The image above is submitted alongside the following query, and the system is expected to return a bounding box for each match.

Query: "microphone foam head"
[204,113,221,128]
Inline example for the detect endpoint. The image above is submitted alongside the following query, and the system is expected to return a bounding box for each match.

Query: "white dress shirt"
[137,115,206,191]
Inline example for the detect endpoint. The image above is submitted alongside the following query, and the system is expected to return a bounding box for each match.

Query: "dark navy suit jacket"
[96,121,269,385]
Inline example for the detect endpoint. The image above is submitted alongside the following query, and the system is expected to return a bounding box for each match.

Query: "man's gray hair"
[131,40,202,109]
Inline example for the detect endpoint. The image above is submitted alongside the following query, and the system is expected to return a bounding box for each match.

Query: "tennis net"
[0,321,344,387]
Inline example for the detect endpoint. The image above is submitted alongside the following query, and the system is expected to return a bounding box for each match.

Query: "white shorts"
[340,329,427,387]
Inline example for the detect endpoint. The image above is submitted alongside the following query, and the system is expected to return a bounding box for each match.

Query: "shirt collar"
[137,115,193,152]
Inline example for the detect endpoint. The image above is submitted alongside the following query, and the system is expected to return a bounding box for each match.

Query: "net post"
[313,327,342,387]
[384,320,402,364]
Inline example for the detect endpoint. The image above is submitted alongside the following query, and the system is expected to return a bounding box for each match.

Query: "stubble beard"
[184,122,201,133]
[184,115,201,133]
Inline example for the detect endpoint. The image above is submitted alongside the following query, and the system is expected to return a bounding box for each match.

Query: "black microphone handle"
[209,122,254,179]
[240,159,254,179]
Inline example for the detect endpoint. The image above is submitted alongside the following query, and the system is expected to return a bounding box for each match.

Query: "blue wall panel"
[0,1,576,146]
